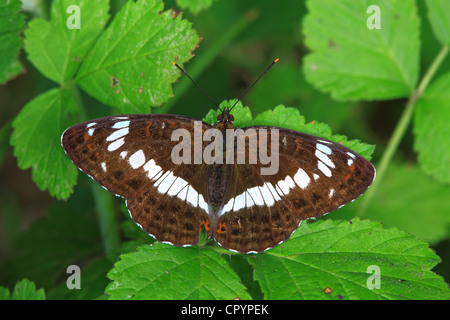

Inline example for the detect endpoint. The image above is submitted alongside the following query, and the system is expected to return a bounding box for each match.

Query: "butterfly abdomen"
[207,164,230,210]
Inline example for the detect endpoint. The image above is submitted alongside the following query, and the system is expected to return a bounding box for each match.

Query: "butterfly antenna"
[230,58,279,111]
[171,61,222,112]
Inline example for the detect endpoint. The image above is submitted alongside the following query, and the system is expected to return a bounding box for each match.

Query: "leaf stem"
[90,182,120,254]
[417,46,449,96]
[68,84,120,254]
[358,45,449,216]
[156,9,259,114]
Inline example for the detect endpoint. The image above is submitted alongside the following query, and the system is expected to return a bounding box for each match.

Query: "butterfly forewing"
[62,114,214,246]
[212,126,375,253]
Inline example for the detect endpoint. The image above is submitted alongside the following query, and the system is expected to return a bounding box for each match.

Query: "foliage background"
[0,0,449,299]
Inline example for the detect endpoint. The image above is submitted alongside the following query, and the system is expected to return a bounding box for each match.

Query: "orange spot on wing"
[295,139,300,152]
[87,143,94,151]
[216,222,227,234]
[344,174,351,181]
[84,133,92,142]
[350,163,356,172]
[146,121,152,136]
[200,220,210,232]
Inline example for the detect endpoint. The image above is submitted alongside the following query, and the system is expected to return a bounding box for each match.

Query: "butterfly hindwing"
[126,163,212,246]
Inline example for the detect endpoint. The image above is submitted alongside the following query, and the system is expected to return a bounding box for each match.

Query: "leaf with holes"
[76,0,200,113]
[303,0,420,100]
[252,219,449,300]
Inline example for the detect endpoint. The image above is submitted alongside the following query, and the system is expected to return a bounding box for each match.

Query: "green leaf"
[425,0,450,45]
[303,0,420,100]
[0,279,45,300]
[254,105,307,131]
[106,244,252,299]
[414,71,450,184]
[252,219,449,300]
[76,0,200,113]
[24,0,110,84]
[0,0,26,83]
[10,88,79,199]
[176,0,215,15]
[11,279,46,300]
[336,163,450,245]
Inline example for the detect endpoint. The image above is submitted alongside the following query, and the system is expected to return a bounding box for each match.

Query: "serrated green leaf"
[0,0,26,83]
[0,279,45,300]
[425,0,450,45]
[336,163,450,244]
[176,0,215,15]
[414,71,450,184]
[24,0,110,84]
[10,88,79,199]
[76,0,200,113]
[254,105,306,130]
[253,219,449,300]
[106,244,251,300]
[303,0,420,100]
[11,279,46,300]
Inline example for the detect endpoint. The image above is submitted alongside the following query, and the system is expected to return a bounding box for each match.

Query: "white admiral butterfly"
[62,61,375,253]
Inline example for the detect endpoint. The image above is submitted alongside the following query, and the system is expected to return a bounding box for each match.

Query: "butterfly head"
[217,107,234,128]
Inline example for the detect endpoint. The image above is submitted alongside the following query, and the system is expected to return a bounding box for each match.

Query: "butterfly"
[61,61,375,253]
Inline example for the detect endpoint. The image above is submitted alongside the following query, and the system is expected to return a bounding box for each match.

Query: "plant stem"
[90,182,120,255]
[417,46,449,96]
[358,45,449,216]
[68,85,120,254]
[156,9,258,114]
